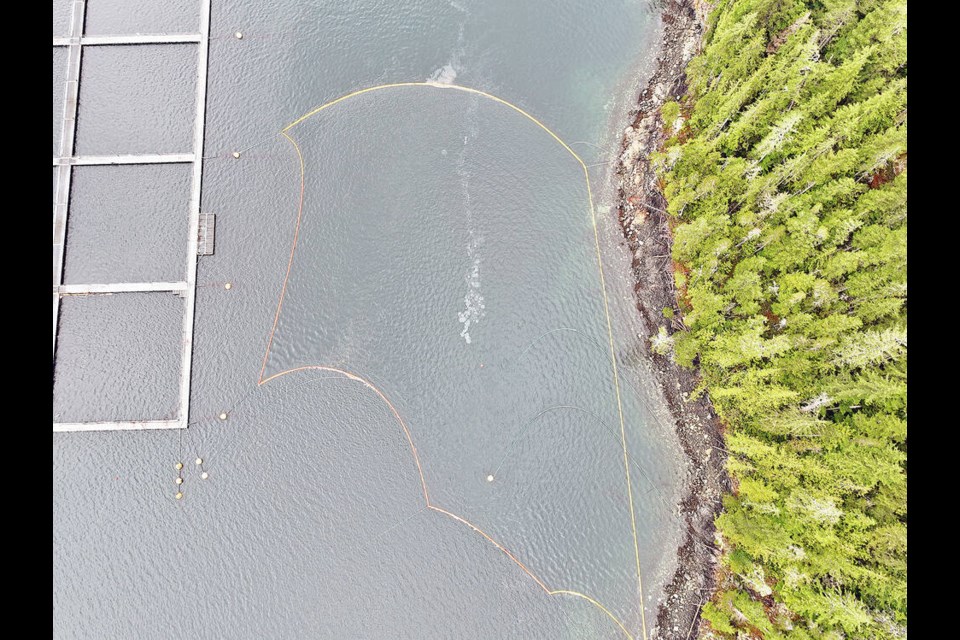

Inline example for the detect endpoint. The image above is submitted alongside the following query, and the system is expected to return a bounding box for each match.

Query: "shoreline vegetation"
[618,0,906,637]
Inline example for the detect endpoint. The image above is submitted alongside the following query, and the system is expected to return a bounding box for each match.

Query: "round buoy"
[224,282,232,290]
[235,31,243,39]
[486,474,494,483]
[201,472,209,480]
[195,458,203,465]
[219,413,227,421]
[175,492,183,500]
[175,462,183,470]
[232,151,241,159]
[175,477,183,485]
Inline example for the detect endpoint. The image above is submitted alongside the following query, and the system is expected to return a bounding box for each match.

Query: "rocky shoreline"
[614,2,731,638]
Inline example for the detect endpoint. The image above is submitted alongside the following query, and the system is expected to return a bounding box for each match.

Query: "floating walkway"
[52,0,212,432]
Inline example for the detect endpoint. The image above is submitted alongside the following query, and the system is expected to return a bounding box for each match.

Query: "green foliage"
[662,100,682,128]
[651,325,676,357]
[701,600,738,635]
[657,0,907,637]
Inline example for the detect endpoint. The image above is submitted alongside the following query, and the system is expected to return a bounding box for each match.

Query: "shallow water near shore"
[53,1,685,637]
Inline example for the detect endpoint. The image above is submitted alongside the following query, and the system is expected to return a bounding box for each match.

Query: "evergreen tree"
[651,0,906,636]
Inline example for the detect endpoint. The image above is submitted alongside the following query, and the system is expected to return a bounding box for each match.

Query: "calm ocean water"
[53,2,685,637]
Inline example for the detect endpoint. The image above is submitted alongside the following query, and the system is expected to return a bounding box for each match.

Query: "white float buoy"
[201,472,209,480]
[196,458,203,465]
[486,474,494,482]
[219,413,227,421]
[175,462,183,470]
[235,31,243,39]
[175,492,183,500]
[224,282,232,290]
[175,477,183,485]
[232,151,241,159]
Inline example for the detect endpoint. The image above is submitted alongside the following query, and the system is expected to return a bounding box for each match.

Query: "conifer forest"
[654,0,906,636]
